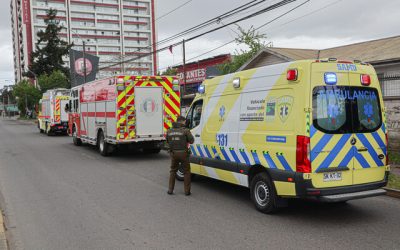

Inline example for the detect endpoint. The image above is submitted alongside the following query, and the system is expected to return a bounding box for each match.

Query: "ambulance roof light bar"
[286,69,298,81]
[198,85,205,94]
[324,72,337,85]
[361,74,371,86]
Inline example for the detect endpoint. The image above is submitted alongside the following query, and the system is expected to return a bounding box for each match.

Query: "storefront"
[174,54,231,111]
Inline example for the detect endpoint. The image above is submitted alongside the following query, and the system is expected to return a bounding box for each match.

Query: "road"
[0,118,399,250]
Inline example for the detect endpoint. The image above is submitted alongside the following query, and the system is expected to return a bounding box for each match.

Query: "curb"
[0,211,8,250]
[384,187,400,199]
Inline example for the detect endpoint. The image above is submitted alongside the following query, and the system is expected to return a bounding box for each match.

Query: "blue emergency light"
[324,72,337,85]
[198,85,205,94]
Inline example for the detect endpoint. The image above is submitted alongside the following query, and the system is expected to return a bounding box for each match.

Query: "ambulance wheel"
[98,131,109,156]
[250,172,278,214]
[176,167,185,181]
[176,167,196,181]
[72,126,82,146]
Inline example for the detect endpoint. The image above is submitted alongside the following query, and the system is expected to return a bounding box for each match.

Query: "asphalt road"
[0,118,399,250]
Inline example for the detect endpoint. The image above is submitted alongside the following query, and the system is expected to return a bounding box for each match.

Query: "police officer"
[166,116,194,195]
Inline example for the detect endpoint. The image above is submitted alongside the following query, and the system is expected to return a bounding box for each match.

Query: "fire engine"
[38,88,70,135]
[68,75,181,156]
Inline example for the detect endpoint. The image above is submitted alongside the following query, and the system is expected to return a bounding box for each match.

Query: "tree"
[28,8,72,80]
[219,26,267,74]
[0,87,15,105]
[38,70,69,93]
[161,67,178,76]
[13,80,42,116]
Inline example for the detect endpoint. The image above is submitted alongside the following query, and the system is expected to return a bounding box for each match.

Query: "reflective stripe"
[263,153,278,169]
[311,134,333,162]
[356,134,384,166]
[316,134,351,171]
[277,154,293,172]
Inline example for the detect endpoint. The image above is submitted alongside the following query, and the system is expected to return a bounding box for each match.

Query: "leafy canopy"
[38,70,69,93]
[28,8,72,79]
[219,26,267,74]
[12,80,42,115]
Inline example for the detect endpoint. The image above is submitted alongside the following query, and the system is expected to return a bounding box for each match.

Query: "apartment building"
[11,0,157,83]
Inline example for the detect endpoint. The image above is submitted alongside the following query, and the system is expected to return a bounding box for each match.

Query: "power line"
[102,0,267,68]
[160,0,344,72]
[156,0,194,21]
[100,0,297,70]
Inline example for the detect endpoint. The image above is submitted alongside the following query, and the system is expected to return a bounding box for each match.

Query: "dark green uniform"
[166,122,194,194]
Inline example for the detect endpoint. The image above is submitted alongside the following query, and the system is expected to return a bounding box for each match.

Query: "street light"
[25,68,39,89]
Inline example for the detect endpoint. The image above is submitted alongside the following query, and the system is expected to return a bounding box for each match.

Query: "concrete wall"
[385,99,400,151]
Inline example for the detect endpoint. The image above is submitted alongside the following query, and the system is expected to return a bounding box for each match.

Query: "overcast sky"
[1,0,399,87]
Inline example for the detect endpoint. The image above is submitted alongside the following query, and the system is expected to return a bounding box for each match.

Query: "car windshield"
[312,86,382,134]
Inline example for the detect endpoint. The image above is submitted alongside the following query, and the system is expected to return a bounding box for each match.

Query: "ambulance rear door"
[310,62,354,188]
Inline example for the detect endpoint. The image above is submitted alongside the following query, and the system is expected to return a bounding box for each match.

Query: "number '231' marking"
[216,133,228,147]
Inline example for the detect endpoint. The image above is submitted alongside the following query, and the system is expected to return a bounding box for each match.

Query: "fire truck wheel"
[98,131,109,156]
[38,122,44,133]
[143,148,161,154]
[72,126,82,146]
[46,123,53,136]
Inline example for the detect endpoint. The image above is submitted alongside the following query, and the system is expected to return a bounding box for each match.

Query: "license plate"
[323,172,342,182]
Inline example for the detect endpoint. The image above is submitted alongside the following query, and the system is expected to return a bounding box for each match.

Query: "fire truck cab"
[68,75,181,156]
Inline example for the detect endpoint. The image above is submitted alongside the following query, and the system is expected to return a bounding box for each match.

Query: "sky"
[1,0,399,87]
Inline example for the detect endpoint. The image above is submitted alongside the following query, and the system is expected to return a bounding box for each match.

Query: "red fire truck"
[68,75,181,156]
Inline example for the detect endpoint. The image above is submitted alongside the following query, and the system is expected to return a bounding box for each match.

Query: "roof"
[243,35,400,69]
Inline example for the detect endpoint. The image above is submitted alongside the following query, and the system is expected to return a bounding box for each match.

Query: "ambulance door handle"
[357,147,368,152]
[195,134,200,137]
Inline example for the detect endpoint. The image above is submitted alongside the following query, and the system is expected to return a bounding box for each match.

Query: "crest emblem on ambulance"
[140,98,159,114]
[277,96,294,123]
[219,105,226,121]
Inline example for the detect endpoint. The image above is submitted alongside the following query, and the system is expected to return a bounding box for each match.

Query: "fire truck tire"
[38,122,44,133]
[72,126,82,146]
[98,131,110,156]
[46,123,53,136]
[250,172,278,214]
[143,148,161,154]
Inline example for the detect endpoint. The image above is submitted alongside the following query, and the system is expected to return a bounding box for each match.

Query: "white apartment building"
[11,0,157,83]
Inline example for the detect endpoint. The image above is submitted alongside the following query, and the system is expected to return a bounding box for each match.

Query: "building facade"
[11,0,157,83]
[174,54,231,110]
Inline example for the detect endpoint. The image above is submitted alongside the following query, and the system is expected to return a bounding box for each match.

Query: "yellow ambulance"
[181,59,389,213]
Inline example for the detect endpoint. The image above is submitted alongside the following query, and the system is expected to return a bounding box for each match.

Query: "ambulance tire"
[176,167,185,181]
[176,166,196,181]
[250,172,278,214]
[72,126,82,146]
[98,131,110,156]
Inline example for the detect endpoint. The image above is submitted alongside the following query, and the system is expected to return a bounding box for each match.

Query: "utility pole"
[182,39,187,97]
[83,41,87,84]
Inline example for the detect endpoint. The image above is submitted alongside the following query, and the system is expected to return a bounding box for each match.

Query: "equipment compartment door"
[134,87,164,137]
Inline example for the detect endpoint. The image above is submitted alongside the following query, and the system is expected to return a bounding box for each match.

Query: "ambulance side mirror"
[185,119,190,128]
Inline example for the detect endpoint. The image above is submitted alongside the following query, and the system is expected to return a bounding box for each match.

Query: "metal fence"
[379,74,400,99]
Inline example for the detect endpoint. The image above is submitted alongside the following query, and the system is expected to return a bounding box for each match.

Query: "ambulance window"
[187,100,203,129]
[313,86,349,133]
[353,88,381,132]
